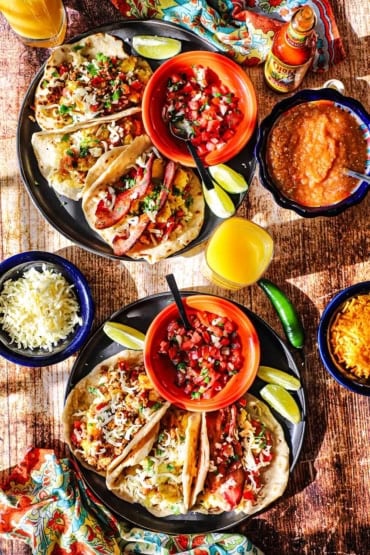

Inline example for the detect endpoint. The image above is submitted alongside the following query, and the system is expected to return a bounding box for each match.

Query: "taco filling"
[193,393,290,515]
[62,350,170,475]
[106,408,202,516]
[82,136,205,263]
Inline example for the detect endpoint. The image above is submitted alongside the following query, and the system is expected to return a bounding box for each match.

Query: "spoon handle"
[186,141,215,191]
[165,274,191,330]
[344,169,370,185]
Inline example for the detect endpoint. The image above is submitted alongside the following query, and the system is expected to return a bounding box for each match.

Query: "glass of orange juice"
[0,0,67,48]
[202,217,274,290]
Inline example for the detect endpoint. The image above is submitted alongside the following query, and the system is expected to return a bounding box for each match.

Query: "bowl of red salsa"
[144,295,260,411]
[142,51,257,167]
[256,88,370,217]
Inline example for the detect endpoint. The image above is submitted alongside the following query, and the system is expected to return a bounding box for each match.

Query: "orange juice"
[0,0,66,48]
[204,217,274,290]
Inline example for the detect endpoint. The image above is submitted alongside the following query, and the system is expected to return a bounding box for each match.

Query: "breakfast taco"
[82,135,205,263]
[31,107,144,200]
[106,407,203,517]
[192,393,290,515]
[62,349,171,476]
[34,33,152,131]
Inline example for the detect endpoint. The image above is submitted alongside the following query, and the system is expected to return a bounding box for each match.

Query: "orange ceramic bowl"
[141,51,257,167]
[144,295,260,411]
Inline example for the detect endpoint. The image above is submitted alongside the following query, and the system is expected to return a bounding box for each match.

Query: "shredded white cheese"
[0,264,82,351]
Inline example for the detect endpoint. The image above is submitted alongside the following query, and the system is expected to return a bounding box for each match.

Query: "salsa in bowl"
[256,88,370,217]
[142,51,257,167]
[144,295,260,411]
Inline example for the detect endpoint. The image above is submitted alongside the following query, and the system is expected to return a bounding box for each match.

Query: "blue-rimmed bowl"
[255,88,370,217]
[317,281,370,396]
[0,251,94,367]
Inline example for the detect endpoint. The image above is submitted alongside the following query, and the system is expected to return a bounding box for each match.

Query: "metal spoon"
[168,120,233,218]
[165,273,191,330]
[344,169,370,185]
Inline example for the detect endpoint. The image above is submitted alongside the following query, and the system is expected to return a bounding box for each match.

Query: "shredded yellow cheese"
[330,294,370,380]
[0,264,82,351]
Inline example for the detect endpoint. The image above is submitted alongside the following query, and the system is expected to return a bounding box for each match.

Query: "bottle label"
[264,51,312,93]
[286,28,308,48]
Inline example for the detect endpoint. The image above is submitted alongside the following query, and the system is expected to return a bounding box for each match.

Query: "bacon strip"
[112,160,177,256]
[94,154,155,230]
[205,405,245,510]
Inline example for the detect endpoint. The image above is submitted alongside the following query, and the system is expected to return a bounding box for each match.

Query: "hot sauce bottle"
[264,5,317,93]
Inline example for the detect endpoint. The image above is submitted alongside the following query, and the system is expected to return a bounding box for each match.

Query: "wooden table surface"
[0,1,369,554]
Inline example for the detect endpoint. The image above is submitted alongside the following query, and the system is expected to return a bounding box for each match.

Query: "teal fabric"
[0,449,264,555]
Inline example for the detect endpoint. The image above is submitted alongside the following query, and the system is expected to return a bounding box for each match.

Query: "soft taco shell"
[34,33,152,130]
[31,108,143,200]
[62,349,170,477]
[106,408,203,517]
[82,135,205,263]
[193,393,290,515]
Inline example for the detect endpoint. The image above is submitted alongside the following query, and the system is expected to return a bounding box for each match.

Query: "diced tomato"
[162,64,242,160]
[157,309,244,400]
[243,489,256,501]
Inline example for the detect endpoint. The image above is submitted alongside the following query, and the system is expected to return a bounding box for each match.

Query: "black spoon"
[165,273,191,330]
[168,120,234,218]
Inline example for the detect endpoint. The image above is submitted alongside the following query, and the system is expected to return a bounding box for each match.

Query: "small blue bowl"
[256,88,370,217]
[0,251,94,367]
[317,281,370,396]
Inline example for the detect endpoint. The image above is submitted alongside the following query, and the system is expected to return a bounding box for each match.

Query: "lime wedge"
[202,184,236,219]
[103,321,145,350]
[260,384,301,424]
[208,164,249,194]
[132,35,182,60]
[257,365,301,391]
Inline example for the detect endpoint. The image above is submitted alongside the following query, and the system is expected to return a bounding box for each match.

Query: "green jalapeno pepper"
[258,278,305,349]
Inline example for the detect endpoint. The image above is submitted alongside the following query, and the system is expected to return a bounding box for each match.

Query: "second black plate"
[65,292,306,534]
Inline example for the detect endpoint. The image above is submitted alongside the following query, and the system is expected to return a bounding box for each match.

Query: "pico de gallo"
[162,64,243,159]
[158,309,244,399]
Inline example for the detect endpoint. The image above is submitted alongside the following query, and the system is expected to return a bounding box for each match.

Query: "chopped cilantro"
[59,104,71,115]
[112,89,121,101]
[79,145,90,158]
[176,362,187,372]
[72,44,84,52]
[87,62,98,76]
[61,134,70,142]
[87,386,98,394]
[96,52,109,63]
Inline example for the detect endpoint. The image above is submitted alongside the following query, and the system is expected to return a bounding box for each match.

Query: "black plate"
[65,292,306,534]
[17,20,257,262]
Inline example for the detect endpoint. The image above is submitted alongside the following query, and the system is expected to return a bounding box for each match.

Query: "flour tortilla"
[62,350,170,476]
[106,408,203,517]
[34,33,152,130]
[31,108,142,200]
[82,135,205,263]
[193,393,290,515]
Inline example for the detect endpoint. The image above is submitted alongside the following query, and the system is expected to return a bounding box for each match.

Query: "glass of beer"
[0,0,67,48]
[202,217,274,290]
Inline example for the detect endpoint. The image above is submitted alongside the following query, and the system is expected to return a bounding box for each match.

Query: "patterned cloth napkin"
[0,448,264,555]
[110,0,345,72]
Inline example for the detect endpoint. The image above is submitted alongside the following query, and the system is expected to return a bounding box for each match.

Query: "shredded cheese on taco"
[330,293,370,380]
[68,357,169,473]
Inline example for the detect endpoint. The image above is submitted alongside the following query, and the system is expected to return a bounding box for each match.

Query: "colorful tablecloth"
[110,0,345,71]
[0,448,264,555]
